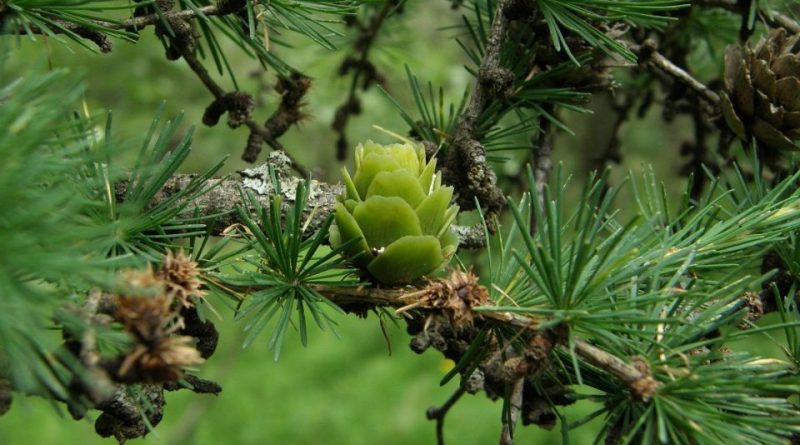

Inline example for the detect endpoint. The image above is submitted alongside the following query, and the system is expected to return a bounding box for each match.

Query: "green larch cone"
[721,28,800,159]
[329,140,459,284]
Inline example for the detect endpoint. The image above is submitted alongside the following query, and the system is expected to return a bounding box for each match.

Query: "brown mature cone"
[721,28,800,157]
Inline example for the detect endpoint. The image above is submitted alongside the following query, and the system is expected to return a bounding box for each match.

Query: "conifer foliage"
[2,0,800,443]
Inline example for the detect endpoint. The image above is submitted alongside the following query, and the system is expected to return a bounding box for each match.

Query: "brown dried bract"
[419,269,491,329]
[159,250,205,308]
[630,356,659,402]
[115,293,176,340]
[117,335,203,383]
[738,291,765,329]
[114,268,203,383]
[121,267,164,298]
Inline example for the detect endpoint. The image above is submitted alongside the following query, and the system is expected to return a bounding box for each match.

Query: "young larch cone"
[330,140,460,284]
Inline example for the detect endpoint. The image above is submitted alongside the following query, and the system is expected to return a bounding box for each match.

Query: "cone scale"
[721,29,800,155]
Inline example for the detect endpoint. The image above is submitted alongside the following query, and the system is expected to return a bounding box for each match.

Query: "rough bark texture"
[440,0,514,215]
[117,151,343,236]
[118,151,487,247]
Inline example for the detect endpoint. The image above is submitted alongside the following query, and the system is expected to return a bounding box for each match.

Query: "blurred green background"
[0,2,728,444]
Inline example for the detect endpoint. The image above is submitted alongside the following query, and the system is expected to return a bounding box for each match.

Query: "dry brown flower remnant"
[114,262,204,383]
[415,269,491,329]
[158,249,206,307]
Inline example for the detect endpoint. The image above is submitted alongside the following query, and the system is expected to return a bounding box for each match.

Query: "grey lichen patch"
[121,150,483,246]
[238,152,343,235]
[452,224,486,249]
[147,151,343,237]
[240,151,295,196]
[94,383,165,440]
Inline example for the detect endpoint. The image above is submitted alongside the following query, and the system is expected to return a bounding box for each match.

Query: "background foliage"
[2,0,799,444]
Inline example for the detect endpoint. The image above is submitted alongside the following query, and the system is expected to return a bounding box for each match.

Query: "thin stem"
[426,385,467,445]
[164,22,309,173]
[443,0,515,213]
[10,1,312,173]
[333,0,400,160]
[455,0,512,133]
[531,112,553,234]
[222,278,658,399]
[572,340,659,401]
[762,10,800,34]
[499,378,524,445]
[5,4,222,35]
[646,50,720,105]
